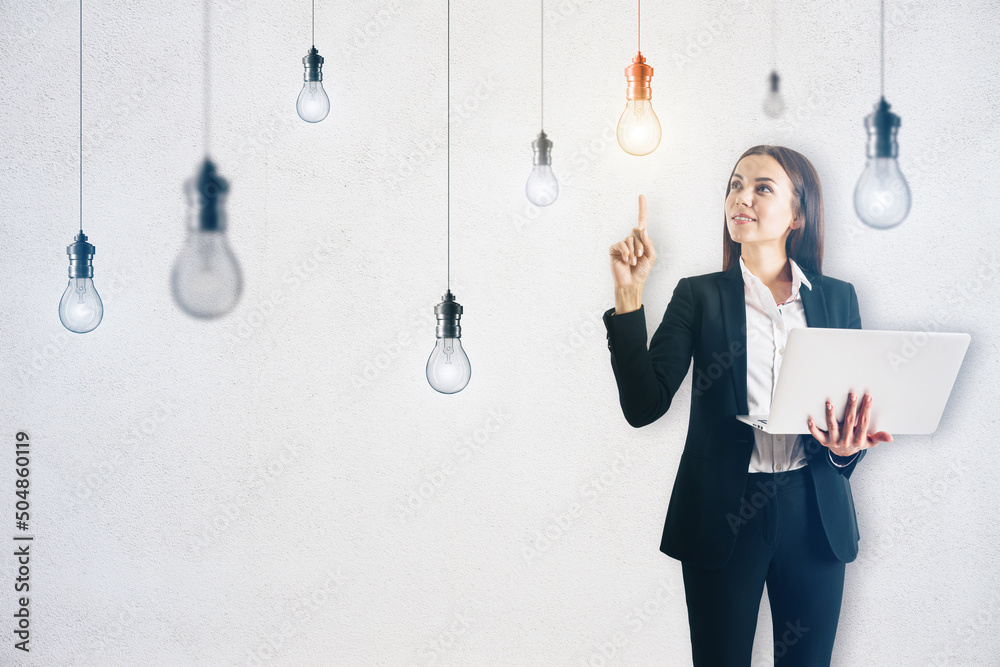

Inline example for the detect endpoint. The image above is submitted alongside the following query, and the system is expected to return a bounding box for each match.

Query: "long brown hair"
[722,145,824,276]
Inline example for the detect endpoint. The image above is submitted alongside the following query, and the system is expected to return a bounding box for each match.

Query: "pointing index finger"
[638,194,648,231]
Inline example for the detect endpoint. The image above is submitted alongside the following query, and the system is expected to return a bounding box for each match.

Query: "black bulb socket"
[864,97,902,159]
[187,157,230,231]
[434,290,464,339]
[532,131,553,167]
[303,46,324,82]
[67,232,95,279]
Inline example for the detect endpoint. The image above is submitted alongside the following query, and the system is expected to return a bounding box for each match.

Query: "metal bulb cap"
[625,52,654,101]
[864,97,902,158]
[303,46,324,82]
[187,158,230,231]
[67,232,96,278]
[434,290,464,339]
[532,131,553,166]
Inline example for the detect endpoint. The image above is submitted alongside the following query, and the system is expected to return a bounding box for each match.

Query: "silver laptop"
[736,328,970,435]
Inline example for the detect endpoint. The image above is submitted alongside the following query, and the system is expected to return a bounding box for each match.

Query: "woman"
[603,145,894,666]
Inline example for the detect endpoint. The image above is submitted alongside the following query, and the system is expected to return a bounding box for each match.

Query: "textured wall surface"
[1,0,998,664]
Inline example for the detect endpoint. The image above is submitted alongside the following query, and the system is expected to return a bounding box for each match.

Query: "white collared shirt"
[740,255,814,473]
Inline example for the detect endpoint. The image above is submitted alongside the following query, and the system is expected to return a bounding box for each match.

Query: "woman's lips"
[732,215,755,224]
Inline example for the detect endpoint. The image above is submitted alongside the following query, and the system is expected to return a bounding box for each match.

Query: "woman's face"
[725,154,800,248]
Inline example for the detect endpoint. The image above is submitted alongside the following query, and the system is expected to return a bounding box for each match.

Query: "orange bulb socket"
[624,52,653,101]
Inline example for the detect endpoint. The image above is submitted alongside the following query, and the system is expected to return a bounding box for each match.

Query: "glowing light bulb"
[617,100,661,156]
[854,97,911,229]
[59,233,103,333]
[171,158,243,319]
[763,70,784,119]
[426,291,471,394]
[617,53,661,156]
[526,131,558,206]
[297,47,330,123]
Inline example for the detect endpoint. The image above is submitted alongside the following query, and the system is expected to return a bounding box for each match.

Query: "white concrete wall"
[1,0,998,664]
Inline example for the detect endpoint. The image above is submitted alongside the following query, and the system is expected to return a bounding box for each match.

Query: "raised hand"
[610,194,657,299]
[807,391,894,458]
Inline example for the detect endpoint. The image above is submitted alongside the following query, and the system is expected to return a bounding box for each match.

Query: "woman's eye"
[731,181,771,193]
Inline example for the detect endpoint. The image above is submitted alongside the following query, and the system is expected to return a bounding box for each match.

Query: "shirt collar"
[739,255,813,294]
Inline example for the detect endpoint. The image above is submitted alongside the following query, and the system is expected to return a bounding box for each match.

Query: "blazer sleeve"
[603,277,696,428]
[821,282,867,478]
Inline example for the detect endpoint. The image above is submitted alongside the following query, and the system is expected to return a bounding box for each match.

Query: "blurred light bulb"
[854,158,911,229]
[854,98,911,229]
[427,291,471,394]
[526,130,558,206]
[297,47,330,123]
[763,70,784,119]
[526,165,559,207]
[172,231,242,318]
[763,93,785,119]
[171,158,243,319]
[617,53,661,156]
[59,232,103,333]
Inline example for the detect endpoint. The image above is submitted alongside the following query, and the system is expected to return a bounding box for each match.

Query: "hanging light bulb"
[617,1,661,157]
[763,1,784,119]
[297,2,329,123]
[297,46,330,123]
[428,0,471,394]
[763,70,785,118]
[617,54,661,156]
[524,0,558,206]
[426,290,472,394]
[174,3,242,318]
[526,131,558,207]
[171,159,243,318]
[59,233,104,333]
[854,97,910,228]
[60,0,103,334]
[854,0,910,229]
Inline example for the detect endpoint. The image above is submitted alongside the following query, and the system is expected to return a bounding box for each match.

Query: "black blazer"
[603,261,866,569]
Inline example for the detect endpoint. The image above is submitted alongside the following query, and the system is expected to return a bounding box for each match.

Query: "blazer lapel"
[718,261,828,418]
[719,263,749,416]
[799,269,829,329]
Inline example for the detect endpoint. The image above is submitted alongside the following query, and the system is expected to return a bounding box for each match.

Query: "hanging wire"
[203,0,211,155]
[637,0,641,53]
[79,0,83,232]
[540,0,544,130]
[447,0,450,290]
[312,0,315,47]
[770,0,777,70]
[879,0,885,97]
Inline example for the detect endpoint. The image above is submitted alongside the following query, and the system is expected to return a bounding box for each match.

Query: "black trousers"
[681,466,846,666]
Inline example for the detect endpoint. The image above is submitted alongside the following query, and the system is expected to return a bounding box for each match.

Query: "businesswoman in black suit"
[603,145,894,666]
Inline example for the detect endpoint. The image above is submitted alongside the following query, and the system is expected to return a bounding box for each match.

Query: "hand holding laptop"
[736,328,969,438]
[807,391,894,458]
